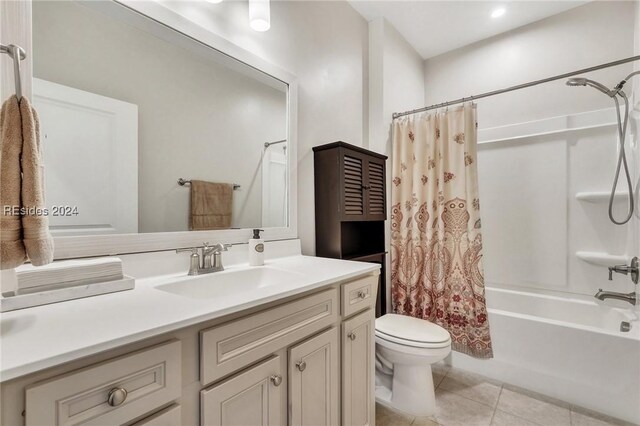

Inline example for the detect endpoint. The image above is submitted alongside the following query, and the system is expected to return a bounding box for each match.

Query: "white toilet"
[375,313,451,417]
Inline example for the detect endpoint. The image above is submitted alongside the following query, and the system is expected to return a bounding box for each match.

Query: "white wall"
[423,1,637,297]
[367,17,425,311]
[368,18,425,155]
[424,1,635,129]
[161,0,369,254]
[32,1,287,233]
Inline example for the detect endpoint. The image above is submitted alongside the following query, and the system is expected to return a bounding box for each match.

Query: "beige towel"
[189,180,233,230]
[0,96,27,269]
[19,97,54,266]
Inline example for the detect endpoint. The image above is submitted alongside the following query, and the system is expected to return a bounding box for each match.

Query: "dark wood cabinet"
[313,141,388,317]
[339,147,386,221]
[315,142,387,224]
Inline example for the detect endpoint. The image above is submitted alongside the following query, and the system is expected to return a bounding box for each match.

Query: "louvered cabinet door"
[365,158,386,220]
[340,152,366,221]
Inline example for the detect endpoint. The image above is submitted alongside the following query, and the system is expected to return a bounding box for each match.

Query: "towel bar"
[0,43,26,101]
[178,178,240,190]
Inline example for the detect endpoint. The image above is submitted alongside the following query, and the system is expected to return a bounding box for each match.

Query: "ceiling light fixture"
[491,7,506,18]
[206,0,223,4]
[249,0,270,32]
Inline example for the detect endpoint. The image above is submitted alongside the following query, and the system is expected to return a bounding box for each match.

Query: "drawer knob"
[356,290,367,299]
[296,360,307,372]
[270,375,282,386]
[348,332,357,341]
[107,387,128,407]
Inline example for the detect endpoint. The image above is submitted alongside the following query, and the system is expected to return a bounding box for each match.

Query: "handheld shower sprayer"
[566,78,616,97]
[566,74,636,225]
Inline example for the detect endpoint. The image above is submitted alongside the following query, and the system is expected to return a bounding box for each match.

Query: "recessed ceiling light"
[491,7,506,18]
[206,0,223,3]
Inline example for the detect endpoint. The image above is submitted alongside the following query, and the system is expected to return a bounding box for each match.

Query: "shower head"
[566,77,614,97]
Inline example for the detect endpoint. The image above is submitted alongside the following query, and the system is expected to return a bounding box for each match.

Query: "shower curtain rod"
[392,54,640,119]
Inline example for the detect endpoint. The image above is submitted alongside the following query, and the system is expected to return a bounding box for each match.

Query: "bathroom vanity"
[0,254,379,425]
[0,1,379,424]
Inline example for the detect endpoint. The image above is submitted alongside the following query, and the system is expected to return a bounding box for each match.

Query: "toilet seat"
[375,314,451,349]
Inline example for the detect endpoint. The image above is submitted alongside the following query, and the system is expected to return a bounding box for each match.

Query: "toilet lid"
[375,314,450,344]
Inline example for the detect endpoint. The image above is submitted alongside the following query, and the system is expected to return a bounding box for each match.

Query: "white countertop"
[0,255,379,382]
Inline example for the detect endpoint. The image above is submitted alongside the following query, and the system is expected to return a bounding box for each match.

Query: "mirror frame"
[24,0,298,259]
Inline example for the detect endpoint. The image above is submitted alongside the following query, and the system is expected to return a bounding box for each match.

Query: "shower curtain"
[390,103,492,359]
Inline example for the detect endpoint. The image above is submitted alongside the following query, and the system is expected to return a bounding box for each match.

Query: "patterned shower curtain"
[390,103,492,359]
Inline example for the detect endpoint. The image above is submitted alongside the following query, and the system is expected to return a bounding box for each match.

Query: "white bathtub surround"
[0,239,379,382]
[446,286,640,424]
[391,104,492,359]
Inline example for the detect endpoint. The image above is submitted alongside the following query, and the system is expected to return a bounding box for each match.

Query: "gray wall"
[162,0,370,254]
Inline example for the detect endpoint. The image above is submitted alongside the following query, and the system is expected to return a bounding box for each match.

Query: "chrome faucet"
[594,289,637,306]
[608,257,639,284]
[176,242,232,276]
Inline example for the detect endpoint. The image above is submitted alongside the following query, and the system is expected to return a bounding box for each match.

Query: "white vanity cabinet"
[200,356,285,426]
[24,341,182,426]
[342,310,375,426]
[2,271,378,426]
[289,327,340,426]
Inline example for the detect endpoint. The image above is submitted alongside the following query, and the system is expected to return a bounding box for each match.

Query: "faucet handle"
[211,243,232,253]
[608,267,614,281]
[176,247,201,276]
[176,247,198,255]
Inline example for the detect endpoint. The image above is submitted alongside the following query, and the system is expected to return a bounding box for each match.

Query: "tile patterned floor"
[376,363,633,426]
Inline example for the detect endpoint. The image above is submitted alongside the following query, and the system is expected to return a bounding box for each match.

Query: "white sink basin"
[155,266,306,299]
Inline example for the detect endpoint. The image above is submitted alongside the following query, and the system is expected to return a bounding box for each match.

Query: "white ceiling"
[349,1,589,59]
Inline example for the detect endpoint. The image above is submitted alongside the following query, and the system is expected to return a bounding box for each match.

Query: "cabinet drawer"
[25,340,181,426]
[341,275,377,318]
[201,288,338,386]
[133,404,181,426]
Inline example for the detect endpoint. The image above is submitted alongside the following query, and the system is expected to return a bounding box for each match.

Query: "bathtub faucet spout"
[594,289,637,306]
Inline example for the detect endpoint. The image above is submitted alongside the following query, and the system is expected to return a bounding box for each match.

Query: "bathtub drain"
[620,321,631,332]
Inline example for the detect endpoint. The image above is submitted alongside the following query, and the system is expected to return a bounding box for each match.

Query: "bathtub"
[448,286,640,424]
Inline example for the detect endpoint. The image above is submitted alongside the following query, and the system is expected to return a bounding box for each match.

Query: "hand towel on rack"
[189,180,233,230]
[0,96,27,269]
[19,97,54,266]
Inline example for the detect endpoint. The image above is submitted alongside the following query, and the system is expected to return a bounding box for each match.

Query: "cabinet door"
[200,356,285,426]
[341,150,366,221]
[289,328,339,426]
[342,310,375,426]
[365,157,386,221]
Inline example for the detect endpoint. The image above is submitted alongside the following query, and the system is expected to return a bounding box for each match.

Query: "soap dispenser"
[249,229,265,266]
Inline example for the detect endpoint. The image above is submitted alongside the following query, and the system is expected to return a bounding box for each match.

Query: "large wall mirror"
[29,0,297,257]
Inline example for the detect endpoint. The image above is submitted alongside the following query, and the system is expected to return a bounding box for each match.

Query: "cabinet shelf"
[343,251,387,261]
